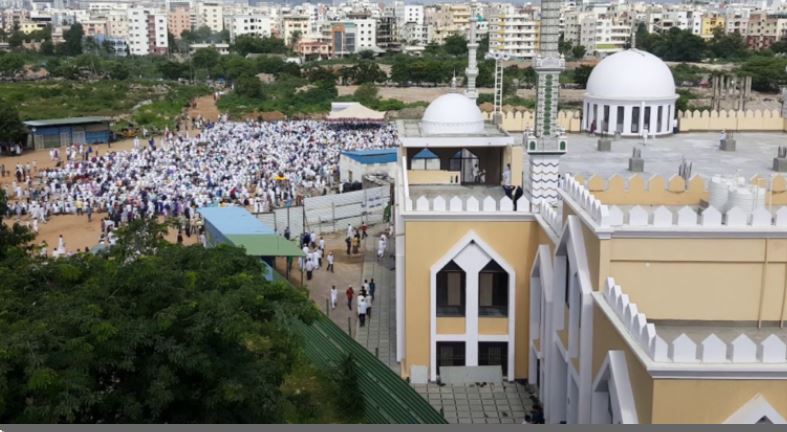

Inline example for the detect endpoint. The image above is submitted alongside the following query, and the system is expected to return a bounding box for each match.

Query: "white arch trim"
[591,351,639,424]
[429,230,517,382]
[725,394,787,424]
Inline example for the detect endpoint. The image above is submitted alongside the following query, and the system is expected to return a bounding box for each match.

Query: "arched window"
[437,260,465,316]
[479,260,508,316]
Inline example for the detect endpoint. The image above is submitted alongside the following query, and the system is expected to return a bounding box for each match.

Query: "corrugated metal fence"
[257,185,391,236]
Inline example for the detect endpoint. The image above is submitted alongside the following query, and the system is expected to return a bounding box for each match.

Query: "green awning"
[225,234,305,257]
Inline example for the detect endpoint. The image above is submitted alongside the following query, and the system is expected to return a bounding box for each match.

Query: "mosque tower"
[465,13,479,101]
[525,0,568,205]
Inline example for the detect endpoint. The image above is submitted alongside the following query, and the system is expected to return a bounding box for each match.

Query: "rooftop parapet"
[602,277,787,366]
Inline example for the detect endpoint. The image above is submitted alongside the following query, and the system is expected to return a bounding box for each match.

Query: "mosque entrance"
[449,149,481,184]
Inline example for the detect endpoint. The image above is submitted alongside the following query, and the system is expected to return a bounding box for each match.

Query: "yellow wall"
[437,317,465,334]
[679,109,786,132]
[479,317,508,335]
[408,170,461,185]
[403,219,543,379]
[482,110,582,133]
[608,238,787,321]
[592,303,654,423]
[652,380,787,423]
[503,145,524,187]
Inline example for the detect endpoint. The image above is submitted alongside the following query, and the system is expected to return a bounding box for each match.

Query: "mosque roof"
[420,93,485,136]
[342,148,398,165]
[585,49,677,101]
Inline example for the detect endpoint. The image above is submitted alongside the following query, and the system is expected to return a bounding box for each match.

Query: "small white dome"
[585,49,677,101]
[421,93,484,135]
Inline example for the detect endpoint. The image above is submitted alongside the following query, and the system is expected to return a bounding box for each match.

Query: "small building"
[583,49,678,137]
[24,117,112,150]
[189,43,231,55]
[197,206,304,281]
[339,148,398,183]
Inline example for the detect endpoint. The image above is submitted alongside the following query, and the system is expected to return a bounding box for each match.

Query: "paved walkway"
[414,382,536,424]
[355,233,398,371]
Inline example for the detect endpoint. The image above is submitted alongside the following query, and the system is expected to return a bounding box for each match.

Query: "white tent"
[326,102,385,123]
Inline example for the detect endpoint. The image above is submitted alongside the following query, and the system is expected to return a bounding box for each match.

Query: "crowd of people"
[2,119,399,256]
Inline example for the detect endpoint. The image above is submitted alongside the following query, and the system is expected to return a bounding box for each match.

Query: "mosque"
[392,9,787,424]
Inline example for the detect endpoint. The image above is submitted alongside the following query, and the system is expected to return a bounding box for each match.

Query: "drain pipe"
[758,237,769,329]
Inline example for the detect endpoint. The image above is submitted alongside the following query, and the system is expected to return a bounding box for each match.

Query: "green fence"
[293,314,447,424]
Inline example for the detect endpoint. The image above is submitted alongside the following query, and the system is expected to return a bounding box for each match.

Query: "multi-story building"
[2,9,29,32]
[488,6,538,58]
[401,21,427,46]
[282,14,310,46]
[746,12,787,50]
[426,3,473,45]
[227,14,273,42]
[168,6,192,39]
[196,1,223,33]
[377,14,401,52]
[700,14,725,39]
[81,18,108,37]
[127,6,168,56]
[724,8,751,36]
[105,10,130,40]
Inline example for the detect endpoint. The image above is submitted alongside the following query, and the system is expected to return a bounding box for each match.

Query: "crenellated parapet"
[603,277,787,364]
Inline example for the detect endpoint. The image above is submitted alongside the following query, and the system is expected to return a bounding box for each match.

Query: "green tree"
[353,83,378,105]
[0,219,324,423]
[572,64,593,88]
[558,34,572,55]
[333,354,364,423]
[571,45,586,60]
[0,105,27,148]
[62,23,84,56]
[235,74,263,98]
[737,56,787,92]
[707,28,748,60]
[107,61,130,80]
[349,61,386,84]
[232,35,288,56]
[0,53,26,78]
[192,48,221,72]
[443,34,467,56]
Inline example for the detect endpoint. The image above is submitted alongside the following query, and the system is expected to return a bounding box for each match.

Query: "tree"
[707,28,748,60]
[0,219,324,423]
[358,49,375,60]
[443,34,467,56]
[572,65,593,88]
[232,35,288,56]
[558,34,572,55]
[333,354,364,423]
[571,45,586,60]
[62,23,84,56]
[348,61,386,84]
[235,74,263,99]
[107,61,130,80]
[0,53,26,78]
[0,105,26,148]
[192,48,221,72]
[353,83,378,106]
[737,56,787,92]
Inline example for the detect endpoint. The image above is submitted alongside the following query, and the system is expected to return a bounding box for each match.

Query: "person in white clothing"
[330,285,337,309]
[357,296,368,327]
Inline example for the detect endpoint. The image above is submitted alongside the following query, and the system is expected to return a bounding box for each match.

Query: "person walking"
[369,278,376,302]
[352,234,360,255]
[362,279,369,295]
[365,295,372,320]
[345,236,352,255]
[327,251,335,272]
[346,286,354,311]
[361,222,368,239]
[357,295,368,327]
[330,285,337,309]
[377,235,385,262]
[306,258,314,281]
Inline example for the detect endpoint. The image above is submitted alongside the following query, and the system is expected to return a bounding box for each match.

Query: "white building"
[582,49,678,137]
[196,1,223,32]
[227,14,273,42]
[488,7,538,58]
[127,6,168,56]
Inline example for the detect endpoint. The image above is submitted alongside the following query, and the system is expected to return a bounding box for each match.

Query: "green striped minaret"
[526,0,567,206]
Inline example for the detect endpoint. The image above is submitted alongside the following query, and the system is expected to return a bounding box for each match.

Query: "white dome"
[585,49,677,101]
[421,93,485,135]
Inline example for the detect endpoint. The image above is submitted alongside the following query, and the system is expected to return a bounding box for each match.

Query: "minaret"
[465,14,479,101]
[525,0,567,206]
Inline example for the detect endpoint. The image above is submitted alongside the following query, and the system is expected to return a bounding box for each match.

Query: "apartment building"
[227,14,273,42]
[196,1,223,33]
[700,14,725,39]
[127,6,168,56]
[168,6,192,39]
[282,14,310,46]
[746,12,787,50]
[488,6,538,58]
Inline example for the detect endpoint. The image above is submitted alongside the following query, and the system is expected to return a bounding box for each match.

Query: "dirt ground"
[337,85,587,104]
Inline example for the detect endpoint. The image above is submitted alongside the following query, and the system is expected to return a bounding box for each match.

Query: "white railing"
[604,277,787,364]
[406,194,530,213]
